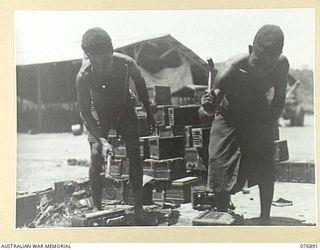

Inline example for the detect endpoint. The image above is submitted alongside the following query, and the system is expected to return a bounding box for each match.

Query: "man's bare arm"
[201,60,239,114]
[128,59,152,113]
[270,56,290,123]
[128,58,155,132]
[76,75,103,142]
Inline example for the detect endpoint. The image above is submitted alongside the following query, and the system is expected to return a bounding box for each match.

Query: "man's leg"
[258,179,274,220]
[256,137,275,224]
[120,121,143,215]
[207,114,241,212]
[258,158,275,224]
[215,192,230,212]
[89,142,104,211]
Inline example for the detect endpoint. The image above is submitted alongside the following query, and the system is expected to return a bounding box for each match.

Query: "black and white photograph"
[15,9,316,229]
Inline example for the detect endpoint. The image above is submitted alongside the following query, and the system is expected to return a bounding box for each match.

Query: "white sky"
[15,9,315,69]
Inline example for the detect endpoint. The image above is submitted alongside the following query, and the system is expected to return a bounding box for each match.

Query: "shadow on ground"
[244,216,316,226]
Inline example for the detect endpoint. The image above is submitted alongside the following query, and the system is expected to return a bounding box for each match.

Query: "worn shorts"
[207,113,275,194]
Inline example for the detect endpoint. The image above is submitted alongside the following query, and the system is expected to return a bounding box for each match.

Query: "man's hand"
[128,89,138,106]
[99,138,113,158]
[201,90,217,115]
[146,112,156,134]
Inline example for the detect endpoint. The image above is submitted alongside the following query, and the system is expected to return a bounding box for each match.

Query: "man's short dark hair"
[81,27,113,55]
[253,24,284,54]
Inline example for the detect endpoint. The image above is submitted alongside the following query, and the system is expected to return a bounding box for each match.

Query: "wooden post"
[35,64,50,132]
[36,66,43,132]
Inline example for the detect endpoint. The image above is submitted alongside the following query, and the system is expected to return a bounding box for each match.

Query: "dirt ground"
[17,115,317,226]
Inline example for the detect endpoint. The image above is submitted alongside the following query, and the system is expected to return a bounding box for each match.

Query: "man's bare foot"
[259,217,272,226]
[104,173,114,180]
[134,208,149,226]
[92,206,102,213]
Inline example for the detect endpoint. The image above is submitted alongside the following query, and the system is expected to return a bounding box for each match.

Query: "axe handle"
[207,57,216,97]
[208,71,212,92]
[105,154,112,176]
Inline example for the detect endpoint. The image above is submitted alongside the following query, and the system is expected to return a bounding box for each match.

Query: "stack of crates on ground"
[274,137,315,184]
[147,95,201,203]
[153,86,212,186]
[275,158,315,183]
[108,85,211,205]
[107,84,315,208]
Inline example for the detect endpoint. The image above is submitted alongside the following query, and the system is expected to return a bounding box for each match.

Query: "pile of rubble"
[16,177,181,228]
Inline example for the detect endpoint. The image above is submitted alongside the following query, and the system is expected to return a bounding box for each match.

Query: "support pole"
[36,65,44,132]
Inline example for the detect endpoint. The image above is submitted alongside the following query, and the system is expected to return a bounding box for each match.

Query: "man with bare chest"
[76,28,155,224]
[202,25,289,224]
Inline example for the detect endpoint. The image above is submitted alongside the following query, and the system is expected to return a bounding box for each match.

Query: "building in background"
[16,35,210,133]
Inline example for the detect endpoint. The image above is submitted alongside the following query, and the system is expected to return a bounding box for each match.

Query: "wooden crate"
[191,186,217,210]
[166,176,199,203]
[307,161,315,183]
[152,105,177,126]
[109,158,130,177]
[101,178,130,202]
[152,190,166,207]
[143,168,155,178]
[191,127,211,148]
[192,210,237,226]
[143,157,186,181]
[168,105,201,127]
[113,146,127,159]
[71,208,128,227]
[16,193,38,228]
[139,136,159,160]
[274,161,290,182]
[185,147,201,170]
[274,140,289,162]
[157,125,173,137]
[148,85,171,105]
[172,125,193,147]
[289,161,308,183]
[149,136,185,160]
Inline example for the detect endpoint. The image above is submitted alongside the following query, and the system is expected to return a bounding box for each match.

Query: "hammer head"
[206,57,214,71]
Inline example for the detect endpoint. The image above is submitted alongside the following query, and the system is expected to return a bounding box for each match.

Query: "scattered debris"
[71,124,83,136]
[67,159,90,167]
[72,190,87,200]
[242,188,250,194]
[192,210,244,226]
[229,201,236,211]
[20,177,181,228]
[272,198,293,207]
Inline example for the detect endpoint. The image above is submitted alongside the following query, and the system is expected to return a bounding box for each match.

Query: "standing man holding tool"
[197,57,216,173]
[201,25,289,224]
[198,57,217,128]
[76,27,155,224]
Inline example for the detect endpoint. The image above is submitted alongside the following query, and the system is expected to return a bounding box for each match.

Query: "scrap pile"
[17,85,315,228]
[16,179,92,228]
[106,85,245,226]
[16,178,180,228]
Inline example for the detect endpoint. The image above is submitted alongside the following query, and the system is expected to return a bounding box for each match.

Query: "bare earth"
[17,115,316,226]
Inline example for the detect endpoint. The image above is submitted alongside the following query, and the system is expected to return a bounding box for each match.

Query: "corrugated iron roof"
[116,34,207,69]
[16,34,207,69]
